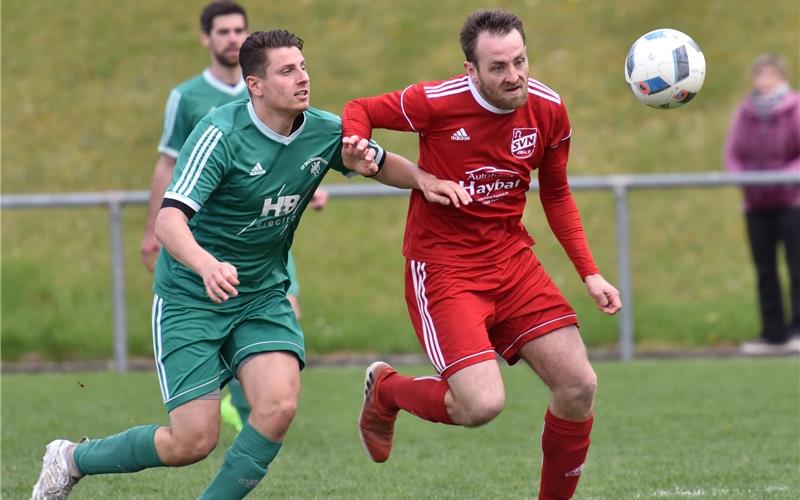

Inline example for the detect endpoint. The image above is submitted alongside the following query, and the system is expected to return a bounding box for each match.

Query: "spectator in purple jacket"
[724,53,800,354]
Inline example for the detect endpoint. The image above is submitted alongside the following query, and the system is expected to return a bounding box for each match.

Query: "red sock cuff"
[381,373,453,425]
[427,379,453,425]
[544,408,593,437]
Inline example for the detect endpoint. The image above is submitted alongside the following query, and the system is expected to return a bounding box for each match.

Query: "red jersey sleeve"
[538,103,599,279]
[342,83,431,138]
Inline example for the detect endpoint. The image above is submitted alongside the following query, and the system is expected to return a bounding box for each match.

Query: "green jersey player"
[31,29,471,500]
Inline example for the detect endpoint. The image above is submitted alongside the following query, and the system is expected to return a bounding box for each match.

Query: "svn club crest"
[511,128,537,159]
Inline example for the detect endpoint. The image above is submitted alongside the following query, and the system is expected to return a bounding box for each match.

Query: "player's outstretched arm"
[583,273,622,315]
[341,135,472,208]
[155,207,239,304]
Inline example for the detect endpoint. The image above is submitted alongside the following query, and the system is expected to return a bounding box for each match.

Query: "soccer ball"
[624,29,706,109]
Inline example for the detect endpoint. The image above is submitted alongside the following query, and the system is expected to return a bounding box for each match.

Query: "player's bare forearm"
[141,155,177,271]
[144,155,177,233]
[155,208,213,272]
[374,153,472,208]
[155,207,239,303]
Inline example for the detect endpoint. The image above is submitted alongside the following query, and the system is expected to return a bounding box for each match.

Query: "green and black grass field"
[2,0,799,498]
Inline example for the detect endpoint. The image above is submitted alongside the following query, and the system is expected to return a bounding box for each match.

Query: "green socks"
[198,422,282,499]
[73,424,164,475]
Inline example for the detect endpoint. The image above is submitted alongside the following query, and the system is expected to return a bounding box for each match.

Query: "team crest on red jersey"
[511,128,537,159]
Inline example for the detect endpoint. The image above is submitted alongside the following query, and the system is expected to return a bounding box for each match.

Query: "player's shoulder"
[201,99,251,135]
[526,77,564,109]
[304,107,343,131]
[420,74,471,102]
[172,72,208,95]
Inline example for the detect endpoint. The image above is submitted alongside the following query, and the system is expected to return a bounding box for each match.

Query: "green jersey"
[154,99,384,306]
[157,69,248,158]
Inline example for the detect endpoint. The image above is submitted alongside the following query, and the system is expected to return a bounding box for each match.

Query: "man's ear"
[464,60,478,81]
[246,75,262,97]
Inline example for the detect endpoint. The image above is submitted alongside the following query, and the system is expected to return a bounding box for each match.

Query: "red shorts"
[405,249,578,379]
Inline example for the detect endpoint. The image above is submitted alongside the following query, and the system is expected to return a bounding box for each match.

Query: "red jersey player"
[343,9,621,500]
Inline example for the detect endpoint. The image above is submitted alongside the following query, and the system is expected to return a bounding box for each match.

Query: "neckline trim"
[247,101,306,145]
[203,69,246,96]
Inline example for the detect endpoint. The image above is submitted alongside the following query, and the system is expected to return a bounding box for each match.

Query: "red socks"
[378,373,453,424]
[538,408,593,500]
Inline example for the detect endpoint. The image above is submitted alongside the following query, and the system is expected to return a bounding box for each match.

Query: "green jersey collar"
[202,69,246,96]
[247,100,306,145]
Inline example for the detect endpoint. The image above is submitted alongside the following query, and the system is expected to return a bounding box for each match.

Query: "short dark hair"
[459,9,526,64]
[239,30,304,78]
[200,0,247,34]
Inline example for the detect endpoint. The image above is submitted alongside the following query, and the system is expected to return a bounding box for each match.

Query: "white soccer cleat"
[30,439,81,500]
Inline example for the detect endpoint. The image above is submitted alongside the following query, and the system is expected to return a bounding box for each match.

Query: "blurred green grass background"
[2,0,799,361]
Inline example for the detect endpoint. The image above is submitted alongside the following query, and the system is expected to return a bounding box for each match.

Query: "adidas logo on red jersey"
[450,128,470,141]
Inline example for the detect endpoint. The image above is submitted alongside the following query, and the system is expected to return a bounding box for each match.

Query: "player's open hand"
[199,259,240,304]
[419,176,473,208]
[309,188,329,211]
[140,232,161,273]
[584,273,622,315]
[341,135,379,176]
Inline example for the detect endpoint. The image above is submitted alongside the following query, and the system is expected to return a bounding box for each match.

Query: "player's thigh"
[166,398,221,443]
[405,259,497,378]
[517,325,595,392]
[152,294,232,412]
[490,251,578,366]
[222,289,306,377]
[238,351,301,411]
[446,359,505,405]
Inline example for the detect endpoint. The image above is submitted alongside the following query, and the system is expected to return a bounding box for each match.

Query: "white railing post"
[108,197,128,372]
[613,180,634,361]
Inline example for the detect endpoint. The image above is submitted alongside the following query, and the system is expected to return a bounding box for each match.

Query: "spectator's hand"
[418,176,473,208]
[198,258,240,304]
[341,135,379,176]
[309,188,329,211]
[584,273,622,315]
[140,232,161,273]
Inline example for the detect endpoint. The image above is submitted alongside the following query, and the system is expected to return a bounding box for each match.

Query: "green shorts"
[151,289,305,411]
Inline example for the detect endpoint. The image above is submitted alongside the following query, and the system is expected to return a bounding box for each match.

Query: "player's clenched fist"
[200,260,240,303]
[583,273,622,315]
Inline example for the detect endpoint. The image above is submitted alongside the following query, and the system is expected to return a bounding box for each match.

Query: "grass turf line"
[3,358,798,499]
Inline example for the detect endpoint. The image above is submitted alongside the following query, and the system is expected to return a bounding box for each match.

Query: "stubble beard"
[213,50,240,69]
[478,76,528,110]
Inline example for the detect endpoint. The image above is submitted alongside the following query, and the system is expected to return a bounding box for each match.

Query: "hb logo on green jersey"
[261,195,300,217]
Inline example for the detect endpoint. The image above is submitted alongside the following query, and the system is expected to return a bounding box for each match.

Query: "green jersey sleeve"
[158,89,193,158]
[163,122,228,212]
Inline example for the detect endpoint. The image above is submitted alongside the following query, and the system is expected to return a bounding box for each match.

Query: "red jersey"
[342,74,599,278]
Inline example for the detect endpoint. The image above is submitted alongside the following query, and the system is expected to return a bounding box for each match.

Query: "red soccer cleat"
[358,361,399,463]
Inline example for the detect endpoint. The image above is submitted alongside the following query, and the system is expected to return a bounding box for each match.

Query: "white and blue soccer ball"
[625,29,706,109]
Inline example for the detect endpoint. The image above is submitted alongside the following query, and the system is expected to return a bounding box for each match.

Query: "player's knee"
[461,393,505,427]
[558,370,597,413]
[172,430,218,465]
[251,398,297,434]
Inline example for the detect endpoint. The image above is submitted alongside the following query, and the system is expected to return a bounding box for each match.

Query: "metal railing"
[3,171,798,370]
